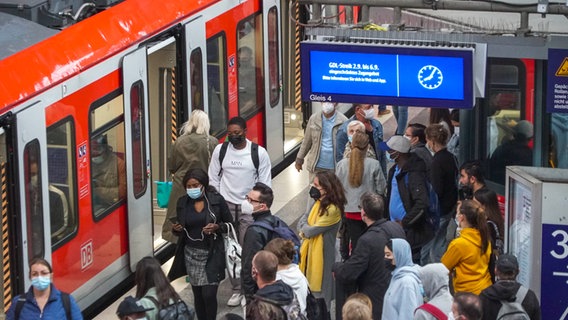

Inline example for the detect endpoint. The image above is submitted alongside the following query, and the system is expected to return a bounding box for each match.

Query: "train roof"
[0,0,218,112]
[0,12,57,60]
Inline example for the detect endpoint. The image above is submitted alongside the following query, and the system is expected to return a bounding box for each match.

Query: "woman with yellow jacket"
[441,199,493,295]
[298,171,346,309]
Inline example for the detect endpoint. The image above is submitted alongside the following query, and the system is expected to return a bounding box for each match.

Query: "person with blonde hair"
[342,293,373,320]
[162,109,218,243]
[336,131,386,260]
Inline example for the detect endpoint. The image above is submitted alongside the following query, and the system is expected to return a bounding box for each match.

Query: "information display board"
[300,42,475,108]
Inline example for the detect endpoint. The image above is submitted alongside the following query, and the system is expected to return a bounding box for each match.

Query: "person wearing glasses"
[333,192,404,320]
[6,258,83,320]
[240,182,281,305]
[167,168,233,320]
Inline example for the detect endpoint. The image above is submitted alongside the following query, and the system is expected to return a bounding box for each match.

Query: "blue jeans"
[393,106,408,135]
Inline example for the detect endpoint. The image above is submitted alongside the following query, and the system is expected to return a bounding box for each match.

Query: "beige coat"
[161,132,218,243]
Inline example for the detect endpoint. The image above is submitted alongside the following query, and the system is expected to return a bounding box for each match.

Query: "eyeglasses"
[246,195,262,204]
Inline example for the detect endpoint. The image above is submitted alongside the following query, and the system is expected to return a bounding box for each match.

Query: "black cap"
[496,254,519,274]
[116,296,153,317]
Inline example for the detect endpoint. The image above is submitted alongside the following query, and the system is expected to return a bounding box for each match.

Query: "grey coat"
[336,157,386,213]
[298,208,340,308]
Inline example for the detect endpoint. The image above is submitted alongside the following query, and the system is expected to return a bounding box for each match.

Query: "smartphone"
[169,217,179,224]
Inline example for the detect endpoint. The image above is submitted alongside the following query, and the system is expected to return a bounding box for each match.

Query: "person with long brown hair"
[299,171,346,308]
[474,188,505,256]
[336,131,386,260]
[441,199,492,295]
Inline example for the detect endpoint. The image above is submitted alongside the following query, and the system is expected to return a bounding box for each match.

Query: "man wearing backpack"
[480,254,541,320]
[241,183,295,305]
[247,250,305,320]
[208,116,272,306]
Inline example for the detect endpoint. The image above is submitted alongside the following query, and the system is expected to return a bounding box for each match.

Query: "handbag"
[223,223,242,280]
[155,181,173,208]
[306,288,330,320]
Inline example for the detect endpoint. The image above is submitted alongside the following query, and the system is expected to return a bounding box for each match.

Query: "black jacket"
[386,153,433,257]
[430,148,458,217]
[333,219,406,320]
[241,210,279,299]
[480,280,541,320]
[168,190,233,282]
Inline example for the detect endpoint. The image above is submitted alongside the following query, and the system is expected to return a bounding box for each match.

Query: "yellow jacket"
[441,227,492,294]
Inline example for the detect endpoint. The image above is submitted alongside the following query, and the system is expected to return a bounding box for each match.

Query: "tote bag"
[223,223,242,280]
[156,181,173,208]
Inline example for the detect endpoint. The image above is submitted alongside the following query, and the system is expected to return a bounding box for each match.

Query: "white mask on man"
[322,102,335,114]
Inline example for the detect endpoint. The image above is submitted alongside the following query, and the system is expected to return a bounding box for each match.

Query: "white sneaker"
[227,293,243,307]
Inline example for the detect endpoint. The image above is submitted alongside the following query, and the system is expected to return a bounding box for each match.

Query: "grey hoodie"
[414,263,453,320]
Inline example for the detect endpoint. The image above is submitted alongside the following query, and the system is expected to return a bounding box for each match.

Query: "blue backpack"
[253,217,302,263]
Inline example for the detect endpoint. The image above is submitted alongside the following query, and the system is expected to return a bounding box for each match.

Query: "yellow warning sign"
[556,57,568,76]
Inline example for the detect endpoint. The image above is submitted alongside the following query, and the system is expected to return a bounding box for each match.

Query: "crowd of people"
[11,105,541,320]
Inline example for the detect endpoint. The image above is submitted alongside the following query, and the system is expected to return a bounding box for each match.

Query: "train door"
[122,49,153,271]
[14,106,52,284]
[263,1,284,164]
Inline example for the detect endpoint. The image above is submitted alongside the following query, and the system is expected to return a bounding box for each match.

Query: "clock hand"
[423,69,436,81]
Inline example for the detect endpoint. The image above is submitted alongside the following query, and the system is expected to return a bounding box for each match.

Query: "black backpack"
[15,292,71,320]
[147,296,195,320]
[218,141,259,178]
[253,217,302,263]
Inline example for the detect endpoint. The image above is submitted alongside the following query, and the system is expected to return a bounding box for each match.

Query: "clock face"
[418,65,443,89]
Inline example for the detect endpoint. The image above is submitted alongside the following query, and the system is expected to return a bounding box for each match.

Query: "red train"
[0,0,296,316]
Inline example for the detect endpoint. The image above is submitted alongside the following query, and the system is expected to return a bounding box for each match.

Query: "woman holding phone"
[167,168,233,320]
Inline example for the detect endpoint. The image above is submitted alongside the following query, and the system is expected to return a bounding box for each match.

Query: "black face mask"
[309,186,321,200]
[458,185,473,200]
[228,134,245,146]
[384,258,395,271]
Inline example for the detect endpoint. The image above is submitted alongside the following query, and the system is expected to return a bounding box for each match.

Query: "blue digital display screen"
[301,42,474,109]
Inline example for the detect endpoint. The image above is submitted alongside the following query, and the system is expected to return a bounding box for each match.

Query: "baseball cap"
[496,254,519,274]
[379,135,411,153]
[116,296,153,317]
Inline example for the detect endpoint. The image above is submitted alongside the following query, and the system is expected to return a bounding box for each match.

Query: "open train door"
[14,106,52,287]
[122,48,153,271]
[263,0,284,164]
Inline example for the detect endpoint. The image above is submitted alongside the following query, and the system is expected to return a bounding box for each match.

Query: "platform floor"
[93,106,430,319]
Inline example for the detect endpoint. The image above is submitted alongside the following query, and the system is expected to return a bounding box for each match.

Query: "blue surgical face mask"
[187,187,202,199]
[348,135,353,143]
[31,276,51,291]
[386,152,398,162]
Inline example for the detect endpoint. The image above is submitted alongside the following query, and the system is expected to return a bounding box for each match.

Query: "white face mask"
[362,108,375,120]
[448,312,456,320]
[92,155,105,164]
[241,199,254,215]
[454,126,460,135]
[30,175,38,186]
[321,102,335,114]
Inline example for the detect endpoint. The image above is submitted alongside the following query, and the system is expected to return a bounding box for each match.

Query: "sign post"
[506,166,568,319]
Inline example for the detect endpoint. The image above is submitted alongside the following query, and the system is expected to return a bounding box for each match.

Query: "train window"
[190,49,204,110]
[47,119,78,248]
[130,82,147,197]
[268,7,280,107]
[24,141,44,259]
[90,95,127,219]
[206,34,228,137]
[484,61,531,185]
[237,13,265,118]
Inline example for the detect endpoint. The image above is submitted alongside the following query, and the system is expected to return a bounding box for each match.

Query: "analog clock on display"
[418,65,443,89]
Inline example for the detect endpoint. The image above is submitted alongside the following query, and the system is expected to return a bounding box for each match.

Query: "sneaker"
[227,293,243,307]
[378,109,391,115]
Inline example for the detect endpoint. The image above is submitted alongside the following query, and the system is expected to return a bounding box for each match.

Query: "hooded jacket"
[246,280,297,320]
[277,264,309,314]
[480,280,541,320]
[414,263,453,320]
[441,227,492,294]
[382,238,424,320]
[333,219,406,319]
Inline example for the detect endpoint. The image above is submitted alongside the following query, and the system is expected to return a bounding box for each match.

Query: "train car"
[295,1,568,198]
[0,0,302,316]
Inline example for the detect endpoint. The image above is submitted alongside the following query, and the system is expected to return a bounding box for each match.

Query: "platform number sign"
[542,223,568,319]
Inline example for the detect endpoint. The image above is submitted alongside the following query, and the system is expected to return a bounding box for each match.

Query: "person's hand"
[295,160,303,172]
[172,223,183,232]
[203,223,219,235]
